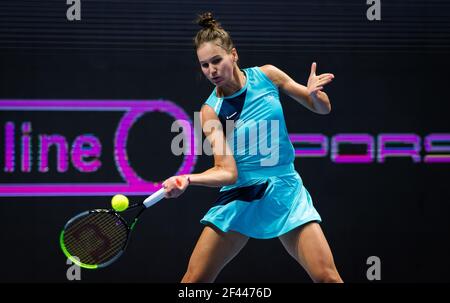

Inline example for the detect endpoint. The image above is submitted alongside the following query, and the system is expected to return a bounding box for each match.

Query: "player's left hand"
[307,62,334,97]
[162,175,189,198]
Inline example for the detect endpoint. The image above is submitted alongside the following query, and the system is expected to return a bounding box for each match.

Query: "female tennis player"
[162,12,343,283]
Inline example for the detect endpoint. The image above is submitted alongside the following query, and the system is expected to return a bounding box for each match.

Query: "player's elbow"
[220,164,238,185]
[213,163,238,186]
[225,167,238,185]
[320,106,332,115]
[230,169,238,184]
[313,102,332,115]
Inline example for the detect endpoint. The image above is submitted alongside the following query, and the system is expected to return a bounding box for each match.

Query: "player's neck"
[216,68,246,98]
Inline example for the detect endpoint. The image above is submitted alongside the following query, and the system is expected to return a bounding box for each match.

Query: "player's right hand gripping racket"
[59,187,166,269]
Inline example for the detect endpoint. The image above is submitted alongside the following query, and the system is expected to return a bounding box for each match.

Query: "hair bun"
[197,12,219,29]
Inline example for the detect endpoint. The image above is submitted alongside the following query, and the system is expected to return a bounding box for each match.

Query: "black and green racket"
[59,187,166,269]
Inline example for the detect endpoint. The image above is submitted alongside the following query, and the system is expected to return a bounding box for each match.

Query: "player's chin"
[211,77,226,86]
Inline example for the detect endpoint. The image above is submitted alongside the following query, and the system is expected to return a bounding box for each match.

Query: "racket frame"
[59,187,165,269]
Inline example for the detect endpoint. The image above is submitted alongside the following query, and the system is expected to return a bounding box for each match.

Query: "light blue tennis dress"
[200,66,321,239]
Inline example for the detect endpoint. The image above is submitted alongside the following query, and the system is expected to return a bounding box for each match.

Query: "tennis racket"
[59,187,167,269]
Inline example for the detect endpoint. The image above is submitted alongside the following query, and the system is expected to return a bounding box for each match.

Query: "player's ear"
[230,48,238,63]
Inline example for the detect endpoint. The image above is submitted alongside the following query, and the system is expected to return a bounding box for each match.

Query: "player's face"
[197,41,237,87]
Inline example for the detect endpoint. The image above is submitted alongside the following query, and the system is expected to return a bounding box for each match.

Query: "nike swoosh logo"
[226,112,237,119]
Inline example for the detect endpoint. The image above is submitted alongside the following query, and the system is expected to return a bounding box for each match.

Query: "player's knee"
[312,267,342,283]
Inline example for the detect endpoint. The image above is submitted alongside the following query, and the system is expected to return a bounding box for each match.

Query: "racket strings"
[64,221,126,250]
[64,213,127,264]
[66,213,127,260]
[64,223,125,260]
[63,212,128,265]
[63,213,124,247]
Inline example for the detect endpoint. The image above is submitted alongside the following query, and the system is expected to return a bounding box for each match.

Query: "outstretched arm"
[186,104,238,187]
[162,104,238,198]
[260,63,334,115]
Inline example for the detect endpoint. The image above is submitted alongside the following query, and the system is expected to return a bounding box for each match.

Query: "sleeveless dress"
[200,66,321,239]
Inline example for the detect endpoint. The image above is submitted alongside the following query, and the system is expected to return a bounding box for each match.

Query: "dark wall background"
[0,0,449,282]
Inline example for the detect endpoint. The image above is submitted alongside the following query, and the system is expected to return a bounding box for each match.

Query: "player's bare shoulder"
[200,104,221,125]
[258,64,285,87]
[200,104,223,137]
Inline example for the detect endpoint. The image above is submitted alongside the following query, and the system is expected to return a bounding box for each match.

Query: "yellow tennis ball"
[111,194,129,212]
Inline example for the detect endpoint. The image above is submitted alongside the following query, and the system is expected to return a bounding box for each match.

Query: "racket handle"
[143,187,166,208]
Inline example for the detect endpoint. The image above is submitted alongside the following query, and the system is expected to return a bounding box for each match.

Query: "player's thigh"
[279,222,340,281]
[183,225,249,281]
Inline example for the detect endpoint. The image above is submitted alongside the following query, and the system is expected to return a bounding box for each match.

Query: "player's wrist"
[182,175,191,186]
